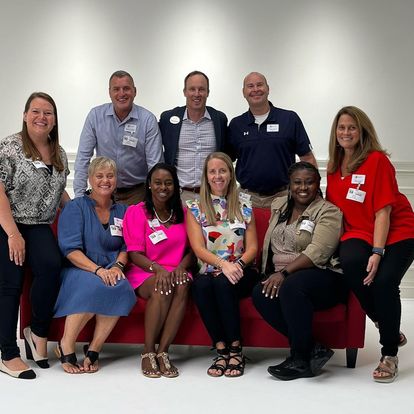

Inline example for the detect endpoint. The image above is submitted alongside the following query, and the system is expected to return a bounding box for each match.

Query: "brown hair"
[200,152,243,225]
[21,92,64,172]
[327,106,388,174]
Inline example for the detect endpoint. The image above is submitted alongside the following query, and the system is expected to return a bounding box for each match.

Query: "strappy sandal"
[141,352,161,378]
[373,356,398,383]
[224,344,246,378]
[207,347,229,377]
[156,352,179,378]
[55,342,83,374]
[83,344,99,373]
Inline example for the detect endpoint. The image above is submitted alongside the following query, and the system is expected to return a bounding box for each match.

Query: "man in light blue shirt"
[74,70,163,205]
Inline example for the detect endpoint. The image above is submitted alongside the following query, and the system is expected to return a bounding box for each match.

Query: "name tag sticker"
[32,160,48,169]
[239,192,251,203]
[170,116,181,124]
[351,174,366,185]
[110,225,123,237]
[122,135,138,147]
[124,123,137,134]
[267,124,279,132]
[346,188,366,203]
[148,219,161,229]
[300,219,315,234]
[114,217,123,228]
[149,230,167,244]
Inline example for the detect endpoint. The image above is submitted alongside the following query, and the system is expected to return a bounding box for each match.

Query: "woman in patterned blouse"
[0,92,70,380]
[186,152,259,377]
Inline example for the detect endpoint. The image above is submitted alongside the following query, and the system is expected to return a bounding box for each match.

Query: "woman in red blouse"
[326,106,414,383]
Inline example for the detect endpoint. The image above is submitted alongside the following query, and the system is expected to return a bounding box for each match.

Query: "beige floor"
[2,300,414,414]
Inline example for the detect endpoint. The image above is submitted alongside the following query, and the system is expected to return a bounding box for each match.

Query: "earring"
[148,186,151,189]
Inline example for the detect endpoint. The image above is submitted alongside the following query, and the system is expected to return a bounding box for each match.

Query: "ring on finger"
[273,285,278,289]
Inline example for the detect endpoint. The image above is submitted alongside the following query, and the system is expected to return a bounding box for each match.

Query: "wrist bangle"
[114,261,126,271]
[149,261,157,272]
[215,257,224,270]
[94,266,103,275]
[8,232,21,239]
[372,247,385,257]
[280,268,290,278]
[236,258,246,269]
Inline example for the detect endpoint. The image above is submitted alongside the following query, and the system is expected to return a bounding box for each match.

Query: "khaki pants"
[241,188,288,209]
[114,183,146,206]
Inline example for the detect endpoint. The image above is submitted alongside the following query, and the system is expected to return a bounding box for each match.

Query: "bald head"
[242,72,270,114]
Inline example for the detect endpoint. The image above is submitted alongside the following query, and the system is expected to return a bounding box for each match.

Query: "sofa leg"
[346,348,358,368]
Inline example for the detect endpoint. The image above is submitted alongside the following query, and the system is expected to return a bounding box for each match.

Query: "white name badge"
[148,219,161,228]
[170,116,180,124]
[124,123,137,134]
[149,230,167,244]
[122,135,138,148]
[230,220,246,230]
[114,217,123,228]
[346,188,366,203]
[267,124,279,132]
[32,160,48,169]
[300,219,315,234]
[351,174,366,185]
[110,224,123,237]
[239,192,251,203]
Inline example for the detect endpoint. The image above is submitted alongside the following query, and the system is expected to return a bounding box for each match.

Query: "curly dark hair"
[278,161,322,224]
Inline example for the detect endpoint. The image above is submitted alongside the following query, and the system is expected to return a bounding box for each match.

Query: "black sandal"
[83,344,99,373]
[225,344,246,378]
[55,342,83,374]
[207,347,229,377]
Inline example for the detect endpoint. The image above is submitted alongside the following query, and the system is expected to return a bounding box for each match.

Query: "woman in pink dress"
[123,163,193,378]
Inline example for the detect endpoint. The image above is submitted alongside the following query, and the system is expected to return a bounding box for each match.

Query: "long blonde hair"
[199,152,243,225]
[327,106,388,174]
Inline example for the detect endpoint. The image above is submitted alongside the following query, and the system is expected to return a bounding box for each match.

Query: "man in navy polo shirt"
[229,72,317,208]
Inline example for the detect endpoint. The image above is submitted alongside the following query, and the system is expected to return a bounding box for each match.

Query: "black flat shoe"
[268,357,314,381]
[0,360,36,380]
[310,343,334,375]
[23,327,49,369]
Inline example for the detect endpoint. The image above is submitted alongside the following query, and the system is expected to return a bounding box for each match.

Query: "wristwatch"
[372,247,385,257]
[280,268,290,278]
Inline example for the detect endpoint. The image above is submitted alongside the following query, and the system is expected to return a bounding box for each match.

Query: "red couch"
[20,207,366,368]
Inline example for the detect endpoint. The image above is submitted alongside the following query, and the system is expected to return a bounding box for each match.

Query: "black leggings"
[192,267,259,346]
[0,225,62,361]
[340,238,414,357]
[252,268,347,360]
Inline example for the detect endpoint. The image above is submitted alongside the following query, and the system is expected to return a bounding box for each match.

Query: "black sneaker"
[310,343,334,375]
[268,357,314,381]
[267,356,294,374]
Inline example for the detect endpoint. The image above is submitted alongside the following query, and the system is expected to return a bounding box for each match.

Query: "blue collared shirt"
[74,103,163,197]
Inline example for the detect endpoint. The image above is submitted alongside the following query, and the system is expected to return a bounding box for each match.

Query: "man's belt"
[246,185,287,197]
[116,183,144,193]
[181,186,201,194]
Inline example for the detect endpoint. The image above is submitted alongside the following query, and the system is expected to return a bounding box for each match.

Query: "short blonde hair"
[88,156,117,178]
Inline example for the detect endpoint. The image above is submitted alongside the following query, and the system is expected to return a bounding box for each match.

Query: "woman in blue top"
[54,157,136,374]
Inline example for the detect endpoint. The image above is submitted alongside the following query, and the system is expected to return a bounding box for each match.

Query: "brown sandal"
[156,352,179,378]
[373,356,398,383]
[141,352,161,378]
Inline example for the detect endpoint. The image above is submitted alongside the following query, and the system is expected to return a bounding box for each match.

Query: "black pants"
[192,267,259,346]
[0,225,62,361]
[252,268,347,360]
[340,238,414,357]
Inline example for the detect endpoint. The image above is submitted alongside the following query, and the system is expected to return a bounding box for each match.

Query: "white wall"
[0,0,413,159]
[1,0,413,292]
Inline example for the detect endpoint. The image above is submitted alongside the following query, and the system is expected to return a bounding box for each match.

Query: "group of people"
[0,70,413,385]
